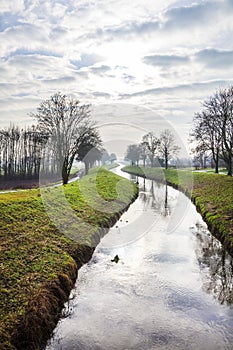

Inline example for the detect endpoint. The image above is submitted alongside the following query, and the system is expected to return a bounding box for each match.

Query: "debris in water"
[111,255,120,263]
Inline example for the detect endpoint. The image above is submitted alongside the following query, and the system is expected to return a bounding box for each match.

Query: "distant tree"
[191,143,209,170]
[0,125,48,180]
[159,129,180,169]
[76,126,102,174]
[31,92,99,184]
[142,132,160,167]
[139,142,148,166]
[176,157,192,168]
[101,150,110,164]
[125,144,140,165]
[109,153,117,164]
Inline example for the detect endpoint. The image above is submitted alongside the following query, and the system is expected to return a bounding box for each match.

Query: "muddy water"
[47,167,233,350]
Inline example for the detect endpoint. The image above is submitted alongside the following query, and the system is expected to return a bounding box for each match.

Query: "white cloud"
[143,54,190,67]
[1,0,233,148]
[0,0,24,13]
[195,48,233,69]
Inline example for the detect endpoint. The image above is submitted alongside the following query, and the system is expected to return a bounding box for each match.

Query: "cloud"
[195,48,233,69]
[0,0,24,14]
[0,22,50,57]
[120,79,232,98]
[117,20,160,36]
[50,25,68,40]
[70,53,102,70]
[22,0,71,23]
[0,13,23,32]
[92,92,111,98]
[143,54,190,67]
[0,0,233,150]
[162,1,227,30]
[81,19,160,42]
[121,73,135,83]
[6,54,60,71]
[7,48,63,59]
[90,65,111,75]
[42,76,76,85]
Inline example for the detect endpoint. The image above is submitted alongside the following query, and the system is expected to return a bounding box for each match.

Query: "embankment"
[122,165,233,257]
[0,169,138,350]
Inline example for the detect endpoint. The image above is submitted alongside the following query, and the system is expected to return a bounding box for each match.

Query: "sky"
[1,0,233,156]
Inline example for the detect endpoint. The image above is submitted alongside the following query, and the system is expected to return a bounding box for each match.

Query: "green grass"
[69,165,81,176]
[122,165,233,251]
[0,169,137,348]
[88,162,119,175]
[122,165,193,191]
[193,167,228,174]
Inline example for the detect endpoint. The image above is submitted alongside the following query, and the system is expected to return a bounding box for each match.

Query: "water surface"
[47,167,233,350]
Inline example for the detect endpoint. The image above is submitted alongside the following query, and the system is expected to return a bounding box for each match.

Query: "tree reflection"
[163,184,170,217]
[139,179,170,216]
[194,225,233,305]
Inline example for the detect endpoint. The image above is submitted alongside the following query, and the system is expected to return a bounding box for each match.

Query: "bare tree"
[109,153,117,164]
[192,97,224,173]
[191,86,233,175]
[125,144,140,166]
[0,125,47,180]
[139,142,147,167]
[31,92,98,184]
[218,88,233,176]
[76,126,102,174]
[159,129,180,169]
[101,150,110,165]
[191,142,209,170]
[142,132,160,167]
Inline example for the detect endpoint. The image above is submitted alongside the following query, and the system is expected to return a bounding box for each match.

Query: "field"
[0,168,137,350]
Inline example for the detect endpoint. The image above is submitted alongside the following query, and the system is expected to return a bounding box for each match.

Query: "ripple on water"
[146,252,190,264]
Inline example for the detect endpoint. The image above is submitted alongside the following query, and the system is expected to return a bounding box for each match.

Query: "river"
[46,167,233,350]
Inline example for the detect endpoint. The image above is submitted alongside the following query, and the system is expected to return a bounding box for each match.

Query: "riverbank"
[0,164,119,191]
[122,165,233,256]
[0,169,138,350]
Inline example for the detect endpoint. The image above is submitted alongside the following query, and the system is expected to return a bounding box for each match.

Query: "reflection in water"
[138,177,170,217]
[163,184,169,217]
[47,169,233,350]
[194,223,233,306]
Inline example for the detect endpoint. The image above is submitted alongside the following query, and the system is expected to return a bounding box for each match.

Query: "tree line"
[0,125,48,179]
[0,92,103,184]
[125,129,180,169]
[191,86,233,176]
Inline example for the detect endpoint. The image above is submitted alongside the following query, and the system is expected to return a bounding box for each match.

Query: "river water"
[47,167,233,350]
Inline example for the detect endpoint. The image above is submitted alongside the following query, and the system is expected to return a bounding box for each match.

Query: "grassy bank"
[122,165,233,256]
[0,169,137,350]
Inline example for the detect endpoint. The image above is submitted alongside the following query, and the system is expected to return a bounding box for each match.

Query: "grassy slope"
[122,165,233,253]
[0,169,137,349]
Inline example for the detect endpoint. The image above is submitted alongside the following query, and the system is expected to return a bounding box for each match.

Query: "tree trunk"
[62,159,69,185]
[227,156,232,176]
[215,151,219,174]
[84,161,89,175]
[62,169,69,185]
[165,148,168,169]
